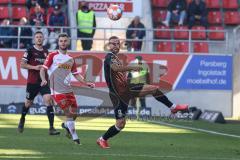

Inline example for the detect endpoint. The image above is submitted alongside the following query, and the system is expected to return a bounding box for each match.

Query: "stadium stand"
[208,11,223,25]
[0,6,10,19]
[12,0,27,5]
[0,0,238,53]
[194,42,209,53]
[175,42,189,52]
[150,0,239,53]
[155,25,171,39]
[0,0,9,4]
[173,26,189,39]
[12,6,28,20]
[191,26,207,40]
[208,26,225,40]
[222,0,239,9]
[224,11,240,25]
[156,41,173,52]
[205,0,221,9]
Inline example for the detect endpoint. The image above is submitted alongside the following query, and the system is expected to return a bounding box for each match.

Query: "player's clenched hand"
[41,80,47,86]
[86,82,95,88]
[34,65,43,70]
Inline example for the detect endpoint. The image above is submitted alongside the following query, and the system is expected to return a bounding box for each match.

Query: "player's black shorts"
[109,83,145,119]
[26,83,50,100]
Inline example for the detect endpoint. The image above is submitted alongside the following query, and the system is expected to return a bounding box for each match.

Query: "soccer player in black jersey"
[17,31,60,135]
[97,36,188,148]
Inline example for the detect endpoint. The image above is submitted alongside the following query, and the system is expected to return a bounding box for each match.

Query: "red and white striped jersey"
[43,50,79,95]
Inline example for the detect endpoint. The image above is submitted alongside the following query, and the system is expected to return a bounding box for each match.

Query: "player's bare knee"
[116,119,126,130]
[43,95,52,106]
[25,100,33,108]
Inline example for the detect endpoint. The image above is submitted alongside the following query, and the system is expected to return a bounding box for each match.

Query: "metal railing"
[0,25,230,54]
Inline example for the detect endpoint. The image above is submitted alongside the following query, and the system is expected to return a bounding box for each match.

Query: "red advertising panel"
[0,51,188,90]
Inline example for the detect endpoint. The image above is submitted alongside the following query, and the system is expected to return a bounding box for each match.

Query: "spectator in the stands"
[76,1,96,50]
[30,3,46,25]
[126,16,146,51]
[31,21,49,47]
[48,4,66,50]
[27,0,48,9]
[0,19,15,48]
[162,0,187,27]
[188,0,208,29]
[18,17,33,49]
[48,4,66,30]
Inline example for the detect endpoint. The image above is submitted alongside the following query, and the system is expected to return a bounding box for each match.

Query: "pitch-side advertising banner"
[0,51,232,90]
[77,0,143,17]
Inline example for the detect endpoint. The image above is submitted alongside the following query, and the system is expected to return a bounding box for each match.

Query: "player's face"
[58,37,69,50]
[109,38,120,54]
[34,33,43,46]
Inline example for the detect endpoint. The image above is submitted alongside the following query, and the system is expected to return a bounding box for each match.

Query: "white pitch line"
[148,120,240,139]
[52,152,239,160]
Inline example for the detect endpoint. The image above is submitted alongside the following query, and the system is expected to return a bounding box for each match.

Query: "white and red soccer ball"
[107,4,123,21]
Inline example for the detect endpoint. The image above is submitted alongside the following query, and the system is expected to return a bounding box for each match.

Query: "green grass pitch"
[0,114,240,160]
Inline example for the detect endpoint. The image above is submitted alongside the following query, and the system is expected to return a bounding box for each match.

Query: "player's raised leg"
[131,84,188,113]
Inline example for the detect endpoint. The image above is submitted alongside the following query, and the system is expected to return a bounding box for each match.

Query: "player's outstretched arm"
[20,59,42,70]
[40,67,47,86]
[111,63,142,72]
[73,74,95,88]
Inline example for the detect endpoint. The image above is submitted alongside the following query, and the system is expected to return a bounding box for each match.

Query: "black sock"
[153,90,173,108]
[102,125,120,140]
[21,105,29,119]
[47,106,54,129]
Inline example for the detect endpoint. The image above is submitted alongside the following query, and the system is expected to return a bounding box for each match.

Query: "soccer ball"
[107,4,122,21]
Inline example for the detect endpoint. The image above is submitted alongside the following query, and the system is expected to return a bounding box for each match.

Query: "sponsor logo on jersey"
[58,63,71,70]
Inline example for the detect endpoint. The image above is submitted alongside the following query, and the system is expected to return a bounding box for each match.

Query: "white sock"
[170,104,176,110]
[66,120,79,140]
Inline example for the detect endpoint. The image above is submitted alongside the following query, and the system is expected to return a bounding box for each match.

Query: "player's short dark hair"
[58,33,69,40]
[34,31,43,36]
[109,36,119,41]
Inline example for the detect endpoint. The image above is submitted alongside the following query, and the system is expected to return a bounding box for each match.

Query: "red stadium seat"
[173,26,189,39]
[12,6,27,19]
[0,0,9,4]
[208,11,222,25]
[0,6,9,19]
[223,0,239,9]
[11,0,26,4]
[208,26,225,40]
[155,25,171,39]
[224,11,240,25]
[205,0,221,9]
[175,42,189,53]
[194,42,209,53]
[156,42,173,52]
[152,0,169,8]
[153,10,166,23]
[191,26,207,40]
